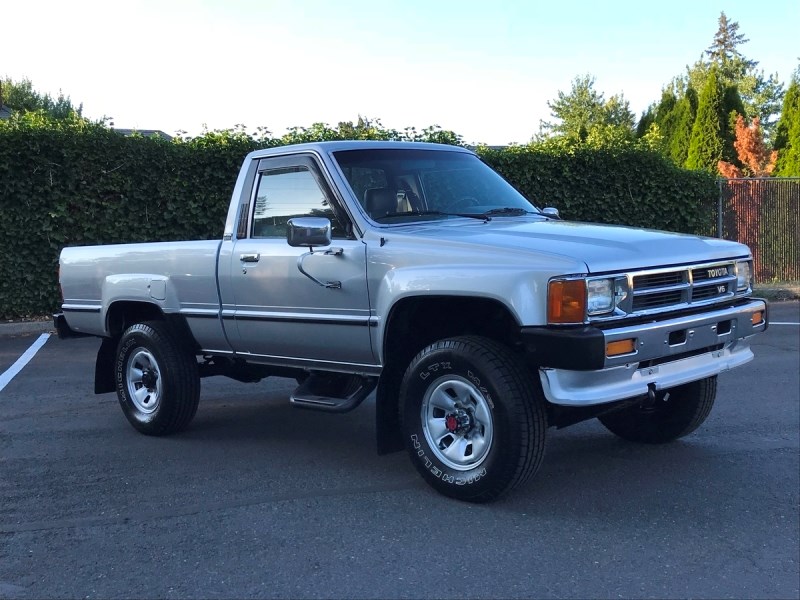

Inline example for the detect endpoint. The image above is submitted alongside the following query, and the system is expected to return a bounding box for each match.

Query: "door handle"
[239,253,260,263]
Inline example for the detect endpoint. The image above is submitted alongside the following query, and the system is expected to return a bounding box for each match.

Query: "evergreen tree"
[704,12,756,74]
[686,12,784,138]
[721,85,746,164]
[686,69,726,172]
[636,105,656,138]
[668,87,698,166]
[773,68,800,176]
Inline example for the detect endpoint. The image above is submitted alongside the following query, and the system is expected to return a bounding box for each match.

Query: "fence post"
[716,179,724,238]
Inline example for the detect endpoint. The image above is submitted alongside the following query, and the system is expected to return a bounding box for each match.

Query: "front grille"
[632,290,684,310]
[634,271,684,290]
[628,261,737,314]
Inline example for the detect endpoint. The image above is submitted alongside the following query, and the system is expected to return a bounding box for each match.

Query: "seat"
[364,188,398,219]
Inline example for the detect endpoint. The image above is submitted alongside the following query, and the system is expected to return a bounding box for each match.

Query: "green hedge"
[478,145,716,233]
[0,118,717,320]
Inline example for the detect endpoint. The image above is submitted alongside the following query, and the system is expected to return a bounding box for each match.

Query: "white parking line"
[0,333,51,393]
[770,322,800,325]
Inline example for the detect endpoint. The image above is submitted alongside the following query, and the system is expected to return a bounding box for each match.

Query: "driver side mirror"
[542,207,560,219]
[287,217,332,248]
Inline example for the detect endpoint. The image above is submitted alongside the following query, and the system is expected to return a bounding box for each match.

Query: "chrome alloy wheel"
[126,348,162,414]
[421,376,494,471]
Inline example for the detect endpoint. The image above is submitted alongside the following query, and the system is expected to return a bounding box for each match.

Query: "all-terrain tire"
[400,336,547,503]
[115,320,200,436]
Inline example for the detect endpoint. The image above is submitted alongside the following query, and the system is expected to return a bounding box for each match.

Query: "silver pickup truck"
[55,141,768,502]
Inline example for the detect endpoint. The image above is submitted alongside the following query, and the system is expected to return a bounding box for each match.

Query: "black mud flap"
[94,337,118,394]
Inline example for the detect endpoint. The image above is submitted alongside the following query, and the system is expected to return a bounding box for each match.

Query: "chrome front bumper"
[539,299,767,406]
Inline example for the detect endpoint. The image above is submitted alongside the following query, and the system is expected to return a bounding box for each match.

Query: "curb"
[1,320,55,338]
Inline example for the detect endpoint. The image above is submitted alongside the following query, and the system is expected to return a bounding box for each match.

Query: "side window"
[251,166,345,238]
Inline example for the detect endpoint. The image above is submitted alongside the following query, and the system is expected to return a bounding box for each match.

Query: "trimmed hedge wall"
[478,146,716,233]
[0,120,717,320]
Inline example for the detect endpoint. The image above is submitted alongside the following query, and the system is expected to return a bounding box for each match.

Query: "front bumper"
[521,299,767,407]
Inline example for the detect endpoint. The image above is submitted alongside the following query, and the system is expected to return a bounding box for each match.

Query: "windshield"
[333,148,540,223]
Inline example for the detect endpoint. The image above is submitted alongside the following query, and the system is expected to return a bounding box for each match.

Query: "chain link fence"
[715,178,800,283]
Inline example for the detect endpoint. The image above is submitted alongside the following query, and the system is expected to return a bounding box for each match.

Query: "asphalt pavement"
[0,302,798,599]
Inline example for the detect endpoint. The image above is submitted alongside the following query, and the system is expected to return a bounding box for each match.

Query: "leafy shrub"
[0,115,717,319]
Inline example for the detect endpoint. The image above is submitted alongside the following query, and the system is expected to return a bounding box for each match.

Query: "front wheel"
[400,336,547,503]
[598,376,717,443]
[115,321,200,436]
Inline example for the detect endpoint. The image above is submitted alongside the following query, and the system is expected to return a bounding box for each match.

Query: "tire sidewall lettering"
[115,331,157,424]
[410,434,487,485]
[406,347,503,491]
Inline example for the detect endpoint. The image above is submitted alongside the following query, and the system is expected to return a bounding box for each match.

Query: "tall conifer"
[774,70,800,176]
[687,69,726,172]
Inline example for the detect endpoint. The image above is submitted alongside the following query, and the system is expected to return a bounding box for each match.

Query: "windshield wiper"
[481,207,535,217]
[378,210,491,222]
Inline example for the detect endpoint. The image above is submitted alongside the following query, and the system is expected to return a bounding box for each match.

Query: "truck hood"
[390,218,751,273]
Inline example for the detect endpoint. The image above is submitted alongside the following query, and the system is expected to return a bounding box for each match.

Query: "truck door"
[224,154,375,368]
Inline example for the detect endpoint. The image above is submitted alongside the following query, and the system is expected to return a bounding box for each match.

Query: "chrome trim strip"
[227,352,382,375]
[62,304,102,313]
[226,312,373,326]
[181,310,221,319]
[633,282,690,296]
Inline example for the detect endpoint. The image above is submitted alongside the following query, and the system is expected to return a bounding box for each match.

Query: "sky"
[3,0,799,145]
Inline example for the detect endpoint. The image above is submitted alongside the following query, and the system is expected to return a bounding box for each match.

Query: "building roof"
[113,128,173,141]
[0,105,12,119]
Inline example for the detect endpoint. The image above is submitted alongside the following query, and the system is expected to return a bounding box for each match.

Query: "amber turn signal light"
[548,280,586,324]
[606,338,636,357]
[751,311,764,326]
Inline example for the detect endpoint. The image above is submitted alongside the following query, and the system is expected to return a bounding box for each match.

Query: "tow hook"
[642,383,658,410]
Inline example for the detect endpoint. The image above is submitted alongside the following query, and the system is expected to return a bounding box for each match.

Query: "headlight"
[549,276,629,323]
[735,260,752,291]
[587,278,614,315]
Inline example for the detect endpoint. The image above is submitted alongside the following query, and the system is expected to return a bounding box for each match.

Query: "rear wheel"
[598,376,717,443]
[400,336,547,503]
[115,321,200,435]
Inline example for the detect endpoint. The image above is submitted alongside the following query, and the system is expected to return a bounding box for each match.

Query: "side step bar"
[290,373,378,413]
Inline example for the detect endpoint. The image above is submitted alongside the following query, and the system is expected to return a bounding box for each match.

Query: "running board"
[290,373,378,413]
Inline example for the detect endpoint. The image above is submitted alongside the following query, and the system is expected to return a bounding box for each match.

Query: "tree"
[718,115,776,177]
[773,67,800,176]
[687,12,784,138]
[0,77,83,119]
[667,88,698,166]
[704,12,755,72]
[539,75,636,145]
[716,115,778,282]
[721,84,746,164]
[686,69,727,172]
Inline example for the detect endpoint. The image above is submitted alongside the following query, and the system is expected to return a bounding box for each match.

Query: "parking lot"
[1,302,798,599]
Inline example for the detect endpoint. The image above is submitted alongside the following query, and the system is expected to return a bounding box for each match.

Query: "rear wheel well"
[95,302,200,395]
[105,301,199,352]
[106,301,164,337]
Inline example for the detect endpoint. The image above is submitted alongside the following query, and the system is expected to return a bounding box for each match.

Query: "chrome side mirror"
[542,207,560,219]
[286,217,341,289]
[287,217,332,248]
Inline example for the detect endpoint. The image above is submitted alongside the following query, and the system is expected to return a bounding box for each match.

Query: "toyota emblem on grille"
[707,267,728,278]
